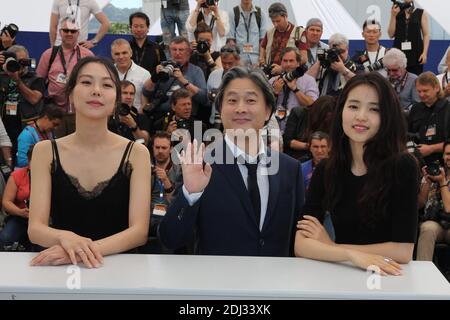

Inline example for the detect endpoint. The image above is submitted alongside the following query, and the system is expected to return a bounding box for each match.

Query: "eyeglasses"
[220,47,239,54]
[386,68,400,73]
[61,29,79,34]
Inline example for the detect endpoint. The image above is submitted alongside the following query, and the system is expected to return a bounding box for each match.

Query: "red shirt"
[261,23,308,65]
[11,167,30,209]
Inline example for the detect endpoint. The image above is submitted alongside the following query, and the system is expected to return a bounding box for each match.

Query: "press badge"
[56,73,67,84]
[153,204,167,217]
[425,124,436,138]
[5,101,17,116]
[243,44,253,53]
[401,42,412,51]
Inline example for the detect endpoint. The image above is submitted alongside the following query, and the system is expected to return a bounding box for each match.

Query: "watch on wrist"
[91,39,98,46]
[131,125,138,132]
[292,87,300,93]
[183,81,190,87]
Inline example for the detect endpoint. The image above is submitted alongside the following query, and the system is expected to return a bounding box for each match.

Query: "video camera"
[281,65,307,82]
[0,51,35,73]
[158,60,182,82]
[317,47,344,68]
[390,0,413,11]
[0,23,19,38]
[359,55,385,72]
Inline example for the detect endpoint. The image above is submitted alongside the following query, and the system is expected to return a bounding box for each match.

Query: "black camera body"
[1,51,35,73]
[1,23,19,38]
[117,103,138,117]
[260,64,274,79]
[201,0,217,8]
[426,160,441,177]
[208,88,219,103]
[176,118,190,130]
[317,47,343,68]
[197,39,210,54]
[359,55,385,72]
[281,65,307,82]
[391,0,412,11]
[158,60,182,82]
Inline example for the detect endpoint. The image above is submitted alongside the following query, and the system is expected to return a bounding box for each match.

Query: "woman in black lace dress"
[28,57,151,268]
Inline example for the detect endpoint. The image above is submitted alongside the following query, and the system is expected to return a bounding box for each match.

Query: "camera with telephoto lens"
[317,47,344,68]
[117,103,137,117]
[1,23,19,38]
[390,0,412,11]
[359,55,385,72]
[260,64,274,79]
[158,60,182,82]
[197,39,210,54]
[201,0,217,8]
[0,51,35,73]
[281,65,308,82]
[426,160,441,177]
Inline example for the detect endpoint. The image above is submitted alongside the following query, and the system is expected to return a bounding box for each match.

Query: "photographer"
[111,39,151,111]
[0,24,18,51]
[207,44,241,127]
[351,20,388,77]
[153,88,205,143]
[417,141,450,261]
[388,0,429,75]
[109,80,150,145]
[144,131,182,253]
[307,33,356,97]
[305,18,328,69]
[129,12,166,81]
[186,0,229,52]
[269,47,318,133]
[259,3,307,76]
[190,22,221,80]
[408,72,450,164]
[383,48,419,110]
[143,36,208,126]
[0,45,45,163]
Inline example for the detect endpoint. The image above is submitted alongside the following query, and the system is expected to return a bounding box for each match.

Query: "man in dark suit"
[159,66,304,256]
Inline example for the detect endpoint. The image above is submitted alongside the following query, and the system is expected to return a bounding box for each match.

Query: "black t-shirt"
[303,154,419,245]
[408,98,450,163]
[129,38,166,81]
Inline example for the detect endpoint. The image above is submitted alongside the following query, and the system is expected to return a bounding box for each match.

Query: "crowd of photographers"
[0,0,449,265]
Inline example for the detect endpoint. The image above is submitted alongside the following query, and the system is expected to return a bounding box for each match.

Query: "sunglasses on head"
[61,29,78,34]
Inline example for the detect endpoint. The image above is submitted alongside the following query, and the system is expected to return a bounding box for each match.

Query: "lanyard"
[33,122,50,141]
[122,63,133,80]
[240,11,253,43]
[364,45,381,64]
[442,73,449,89]
[59,46,80,75]
[68,0,80,19]
[133,40,147,66]
[394,72,408,94]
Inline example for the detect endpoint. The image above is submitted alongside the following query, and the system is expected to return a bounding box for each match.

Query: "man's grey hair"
[7,45,29,58]
[214,66,276,116]
[382,48,407,69]
[306,18,323,30]
[328,33,349,48]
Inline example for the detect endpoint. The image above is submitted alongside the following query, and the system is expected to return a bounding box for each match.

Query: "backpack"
[233,5,262,31]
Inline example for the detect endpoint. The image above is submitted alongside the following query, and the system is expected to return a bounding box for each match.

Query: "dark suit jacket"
[159,144,304,257]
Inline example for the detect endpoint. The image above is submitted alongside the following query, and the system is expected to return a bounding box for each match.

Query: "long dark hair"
[324,72,408,228]
[65,56,121,107]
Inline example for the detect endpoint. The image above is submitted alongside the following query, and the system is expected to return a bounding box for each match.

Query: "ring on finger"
[383,257,392,263]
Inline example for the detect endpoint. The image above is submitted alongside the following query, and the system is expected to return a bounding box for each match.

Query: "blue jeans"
[160,8,189,47]
[0,215,29,248]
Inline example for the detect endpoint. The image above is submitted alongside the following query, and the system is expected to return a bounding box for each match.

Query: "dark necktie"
[245,163,261,226]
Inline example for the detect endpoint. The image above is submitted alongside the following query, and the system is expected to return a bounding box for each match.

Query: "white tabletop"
[0,253,449,300]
